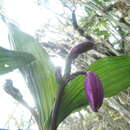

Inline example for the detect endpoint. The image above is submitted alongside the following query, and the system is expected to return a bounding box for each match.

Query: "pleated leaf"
[0,47,35,74]
[8,23,58,130]
[58,56,130,126]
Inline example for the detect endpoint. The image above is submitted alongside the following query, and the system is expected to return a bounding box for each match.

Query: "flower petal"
[84,72,104,112]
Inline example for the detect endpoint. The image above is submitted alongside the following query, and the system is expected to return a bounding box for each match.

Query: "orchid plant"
[1,21,130,130]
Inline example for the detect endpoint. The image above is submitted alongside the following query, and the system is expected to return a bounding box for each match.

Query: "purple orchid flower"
[68,41,96,60]
[84,72,104,112]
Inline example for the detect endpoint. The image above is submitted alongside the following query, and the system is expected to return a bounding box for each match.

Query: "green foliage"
[58,56,130,126]
[0,47,35,74]
[94,28,109,39]
[6,24,130,129]
[94,0,114,4]
[8,23,58,130]
[2,21,130,130]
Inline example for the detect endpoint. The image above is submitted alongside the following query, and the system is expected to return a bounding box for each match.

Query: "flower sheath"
[84,72,104,112]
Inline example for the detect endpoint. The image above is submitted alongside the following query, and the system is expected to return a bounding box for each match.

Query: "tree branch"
[72,10,93,41]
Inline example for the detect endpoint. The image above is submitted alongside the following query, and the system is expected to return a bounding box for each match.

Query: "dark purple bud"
[84,72,104,112]
[68,41,96,59]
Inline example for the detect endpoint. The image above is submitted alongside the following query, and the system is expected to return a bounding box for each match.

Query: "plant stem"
[63,56,72,81]
[51,80,69,130]
[51,71,86,130]
[70,71,86,80]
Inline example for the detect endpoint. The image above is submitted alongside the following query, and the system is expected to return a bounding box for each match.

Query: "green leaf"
[0,47,35,74]
[58,56,130,126]
[8,23,58,130]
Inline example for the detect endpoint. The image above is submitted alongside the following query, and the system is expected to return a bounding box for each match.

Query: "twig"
[72,10,93,41]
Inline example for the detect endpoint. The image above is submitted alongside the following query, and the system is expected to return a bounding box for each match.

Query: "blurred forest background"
[1,0,130,129]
